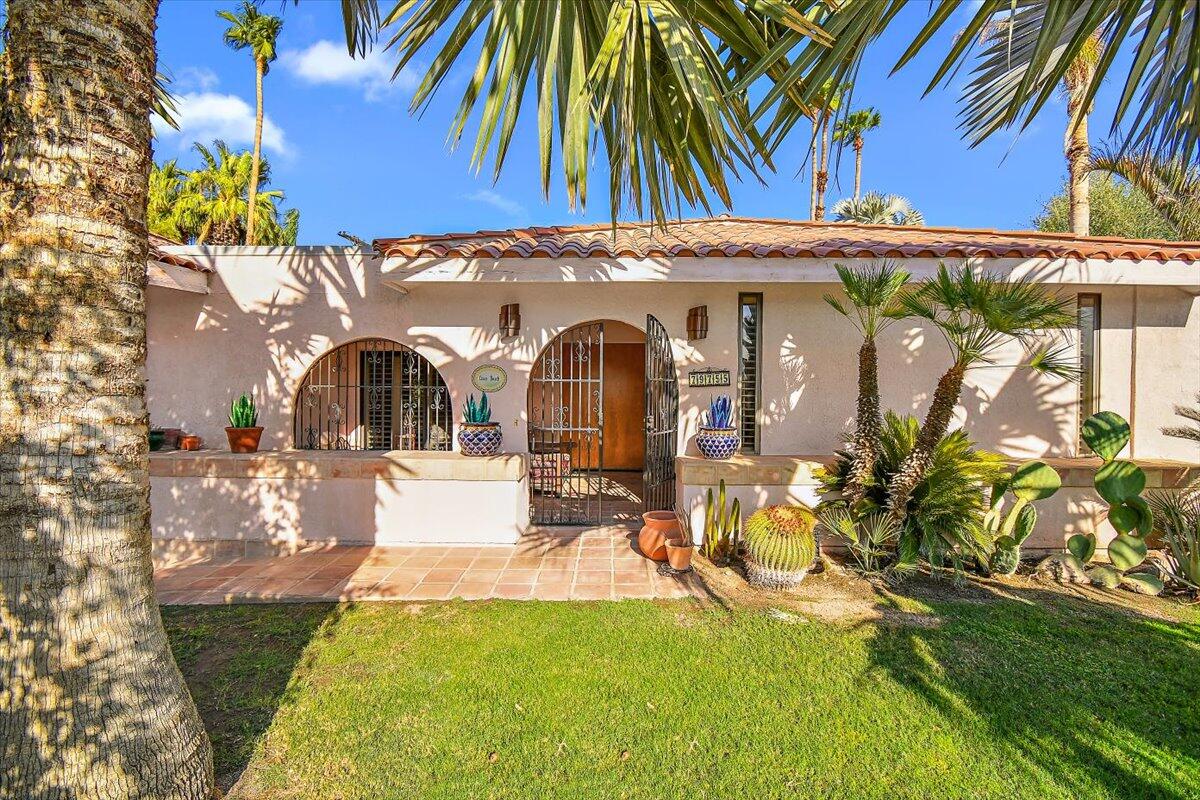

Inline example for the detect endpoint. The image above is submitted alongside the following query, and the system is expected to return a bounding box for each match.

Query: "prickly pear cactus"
[743,505,817,590]
[990,540,1021,575]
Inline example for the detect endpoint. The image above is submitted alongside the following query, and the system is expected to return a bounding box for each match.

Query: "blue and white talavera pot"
[458,423,502,457]
[695,426,740,460]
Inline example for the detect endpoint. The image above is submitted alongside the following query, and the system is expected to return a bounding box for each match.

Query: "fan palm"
[1092,148,1200,240]
[886,264,1077,518]
[186,140,291,245]
[832,108,881,199]
[219,1,283,244]
[823,262,910,506]
[148,159,199,242]
[832,192,924,226]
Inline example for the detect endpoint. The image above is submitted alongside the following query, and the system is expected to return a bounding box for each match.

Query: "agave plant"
[703,395,734,429]
[228,393,258,428]
[832,192,924,226]
[462,393,492,425]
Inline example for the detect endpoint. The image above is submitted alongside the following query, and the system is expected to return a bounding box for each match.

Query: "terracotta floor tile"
[208,564,256,578]
[536,563,576,580]
[471,556,510,569]
[453,582,497,600]
[156,591,188,605]
[475,545,518,556]
[362,552,411,568]
[348,566,395,582]
[497,569,537,585]
[403,555,443,568]
[184,576,234,591]
[258,562,316,579]
[460,569,501,584]
[370,581,419,599]
[506,556,544,569]
[389,567,432,582]
[575,570,613,586]
[311,564,361,580]
[614,565,652,582]
[570,584,613,600]
[410,547,452,558]
[531,583,573,600]
[407,583,457,600]
[435,553,478,568]
[614,584,658,599]
[290,577,347,597]
[492,583,533,600]
[423,568,466,584]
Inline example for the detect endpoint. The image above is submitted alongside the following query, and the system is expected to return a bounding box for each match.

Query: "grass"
[164,585,1200,799]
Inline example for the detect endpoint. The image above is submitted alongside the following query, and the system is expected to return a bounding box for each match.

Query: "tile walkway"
[154,527,704,604]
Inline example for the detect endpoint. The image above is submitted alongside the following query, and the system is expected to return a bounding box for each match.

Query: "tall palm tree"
[810,80,847,221]
[1092,148,1200,239]
[0,1,213,797]
[885,265,1077,518]
[185,140,290,245]
[824,263,911,507]
[219,1,283,245]
[833,108,882,199]
[147,159,196,242]
[1063,33,1104,235]
[832,192,924,226]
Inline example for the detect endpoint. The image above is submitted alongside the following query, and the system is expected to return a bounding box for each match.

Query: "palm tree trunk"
[815,114,830,220]
[844,338,881,506]
[886,363,968,518]
[809,120,818,219]
[853,138,863,200]
[246,57,265,245]
[0,2,213,797]
[1066,87,1090,236]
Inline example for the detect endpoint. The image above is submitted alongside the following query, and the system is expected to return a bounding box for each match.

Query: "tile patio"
[154,527,704,604]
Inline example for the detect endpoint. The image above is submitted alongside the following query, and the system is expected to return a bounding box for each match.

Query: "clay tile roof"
[149,233,209,272]
[374,216,1200,264]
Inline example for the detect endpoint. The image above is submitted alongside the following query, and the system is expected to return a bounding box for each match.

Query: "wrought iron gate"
[528,322,605,525]
[643,314,678,512]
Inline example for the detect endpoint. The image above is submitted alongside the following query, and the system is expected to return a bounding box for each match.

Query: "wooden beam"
[147,260,209,294]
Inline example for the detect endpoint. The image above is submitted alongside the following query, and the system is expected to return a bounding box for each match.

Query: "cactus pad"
[990,543,1021,575]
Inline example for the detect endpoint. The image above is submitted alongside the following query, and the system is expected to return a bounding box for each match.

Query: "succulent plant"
[228,392,258,428]
[702,479,741,563]
[1063,411,1161,595]
[462,393,492,424]
[743,505,817,589]
[703,394,733,429]
[984,460,1060,575]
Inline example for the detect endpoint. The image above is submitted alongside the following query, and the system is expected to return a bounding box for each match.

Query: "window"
[1077,294,1101,445]
[294,338,452,451]
[738,293,763,454]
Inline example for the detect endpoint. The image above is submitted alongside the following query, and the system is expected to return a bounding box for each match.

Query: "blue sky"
[155,1,1129,245]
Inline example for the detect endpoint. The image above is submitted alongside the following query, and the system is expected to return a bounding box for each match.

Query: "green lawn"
[164,586,1200,800]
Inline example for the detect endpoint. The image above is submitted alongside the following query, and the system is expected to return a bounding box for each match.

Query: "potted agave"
[695,394,740,460]
[225,392,263,454]
[457,393,502,456]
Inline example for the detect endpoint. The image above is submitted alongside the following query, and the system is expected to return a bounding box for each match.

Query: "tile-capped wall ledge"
[150,450,528,481]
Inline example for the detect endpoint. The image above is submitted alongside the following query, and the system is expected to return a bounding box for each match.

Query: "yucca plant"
[462,393,492,425]
[819,411,1009,573]
[701,479,741,564]
[1149,490,1200,593]
[228,392,258,428]
[886,264,1076,519]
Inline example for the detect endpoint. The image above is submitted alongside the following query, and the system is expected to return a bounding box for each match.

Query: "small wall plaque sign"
[688,368,731,388]
[471,364,508,393]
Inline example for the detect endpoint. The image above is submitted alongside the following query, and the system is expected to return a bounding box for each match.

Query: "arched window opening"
[294,338,452,451]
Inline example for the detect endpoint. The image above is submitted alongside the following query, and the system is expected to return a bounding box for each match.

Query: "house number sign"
[687,368,731,388]
[471,364,508,393]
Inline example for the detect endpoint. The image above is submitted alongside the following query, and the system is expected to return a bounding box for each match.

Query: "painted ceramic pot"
[225,426,263,454]
[458,422,502,456]
[638,511,678,562]
[696,426,740,460]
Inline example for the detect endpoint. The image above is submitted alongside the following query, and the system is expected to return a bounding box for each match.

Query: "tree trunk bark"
[809,120,817,219]
[246,58,265,246]
[853,137,863,200]
[815,115,829,221]
[0,2,214,797]
[1066,86,1090,236]
[844,338,881,507]
[886,363,968,519]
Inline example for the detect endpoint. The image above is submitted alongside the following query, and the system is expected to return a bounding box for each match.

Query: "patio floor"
[154,526,704,604]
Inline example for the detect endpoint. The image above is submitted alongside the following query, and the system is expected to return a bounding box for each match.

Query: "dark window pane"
[738,293,762,454]
[1077,294,1101,449]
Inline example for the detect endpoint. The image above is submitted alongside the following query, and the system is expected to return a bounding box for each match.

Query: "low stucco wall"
[675,455,1200,553]
[150,451,529,549]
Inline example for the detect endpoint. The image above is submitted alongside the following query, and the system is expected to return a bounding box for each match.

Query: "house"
[145,217,1200,561]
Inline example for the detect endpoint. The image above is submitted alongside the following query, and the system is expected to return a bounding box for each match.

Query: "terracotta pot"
[162,427,183,449]
[225,426,263,454]
[666,541,693,571]
[179,434,203,451]
[638,511,679,562]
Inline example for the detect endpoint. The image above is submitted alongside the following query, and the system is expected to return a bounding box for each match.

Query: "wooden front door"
[602,343,646,470]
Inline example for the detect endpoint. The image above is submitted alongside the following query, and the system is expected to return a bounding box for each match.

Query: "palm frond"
[832,191,923,225]
[1092,146,1200,239]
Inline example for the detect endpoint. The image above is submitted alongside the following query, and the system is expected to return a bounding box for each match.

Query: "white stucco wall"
[147,247,1200,464]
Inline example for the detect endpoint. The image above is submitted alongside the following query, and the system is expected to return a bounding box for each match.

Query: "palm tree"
[824,263,911,507]
[147,159,195,242]
[219,1,282,245]
[185,140,291,245]
[1062,33,1104,235]
[810,81,847,221]
[0,1,213,796]
[832,192,924,226]
[833,108,882,199]
[1092,148,1200,239]
[885,265,1077,518]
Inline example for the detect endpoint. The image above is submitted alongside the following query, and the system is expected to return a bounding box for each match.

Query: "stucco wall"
[147,248,1199,464]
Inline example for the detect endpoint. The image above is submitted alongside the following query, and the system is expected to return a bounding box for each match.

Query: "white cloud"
[175,66,219,92]
[153,92,291,156]
[465,189,527,218]
[281,40,418,101]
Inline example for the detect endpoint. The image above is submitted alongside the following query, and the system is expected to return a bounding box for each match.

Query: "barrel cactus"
[743,505,817,589]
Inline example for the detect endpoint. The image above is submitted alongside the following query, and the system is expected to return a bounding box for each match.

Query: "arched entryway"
[528,317,677,526]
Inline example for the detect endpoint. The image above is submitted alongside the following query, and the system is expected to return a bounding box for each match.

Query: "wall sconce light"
[499,303,521,337]
[687,305,708,340]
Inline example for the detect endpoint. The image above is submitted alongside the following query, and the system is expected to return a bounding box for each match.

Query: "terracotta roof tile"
[375,216,1200,264]
[149,233,209,272]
